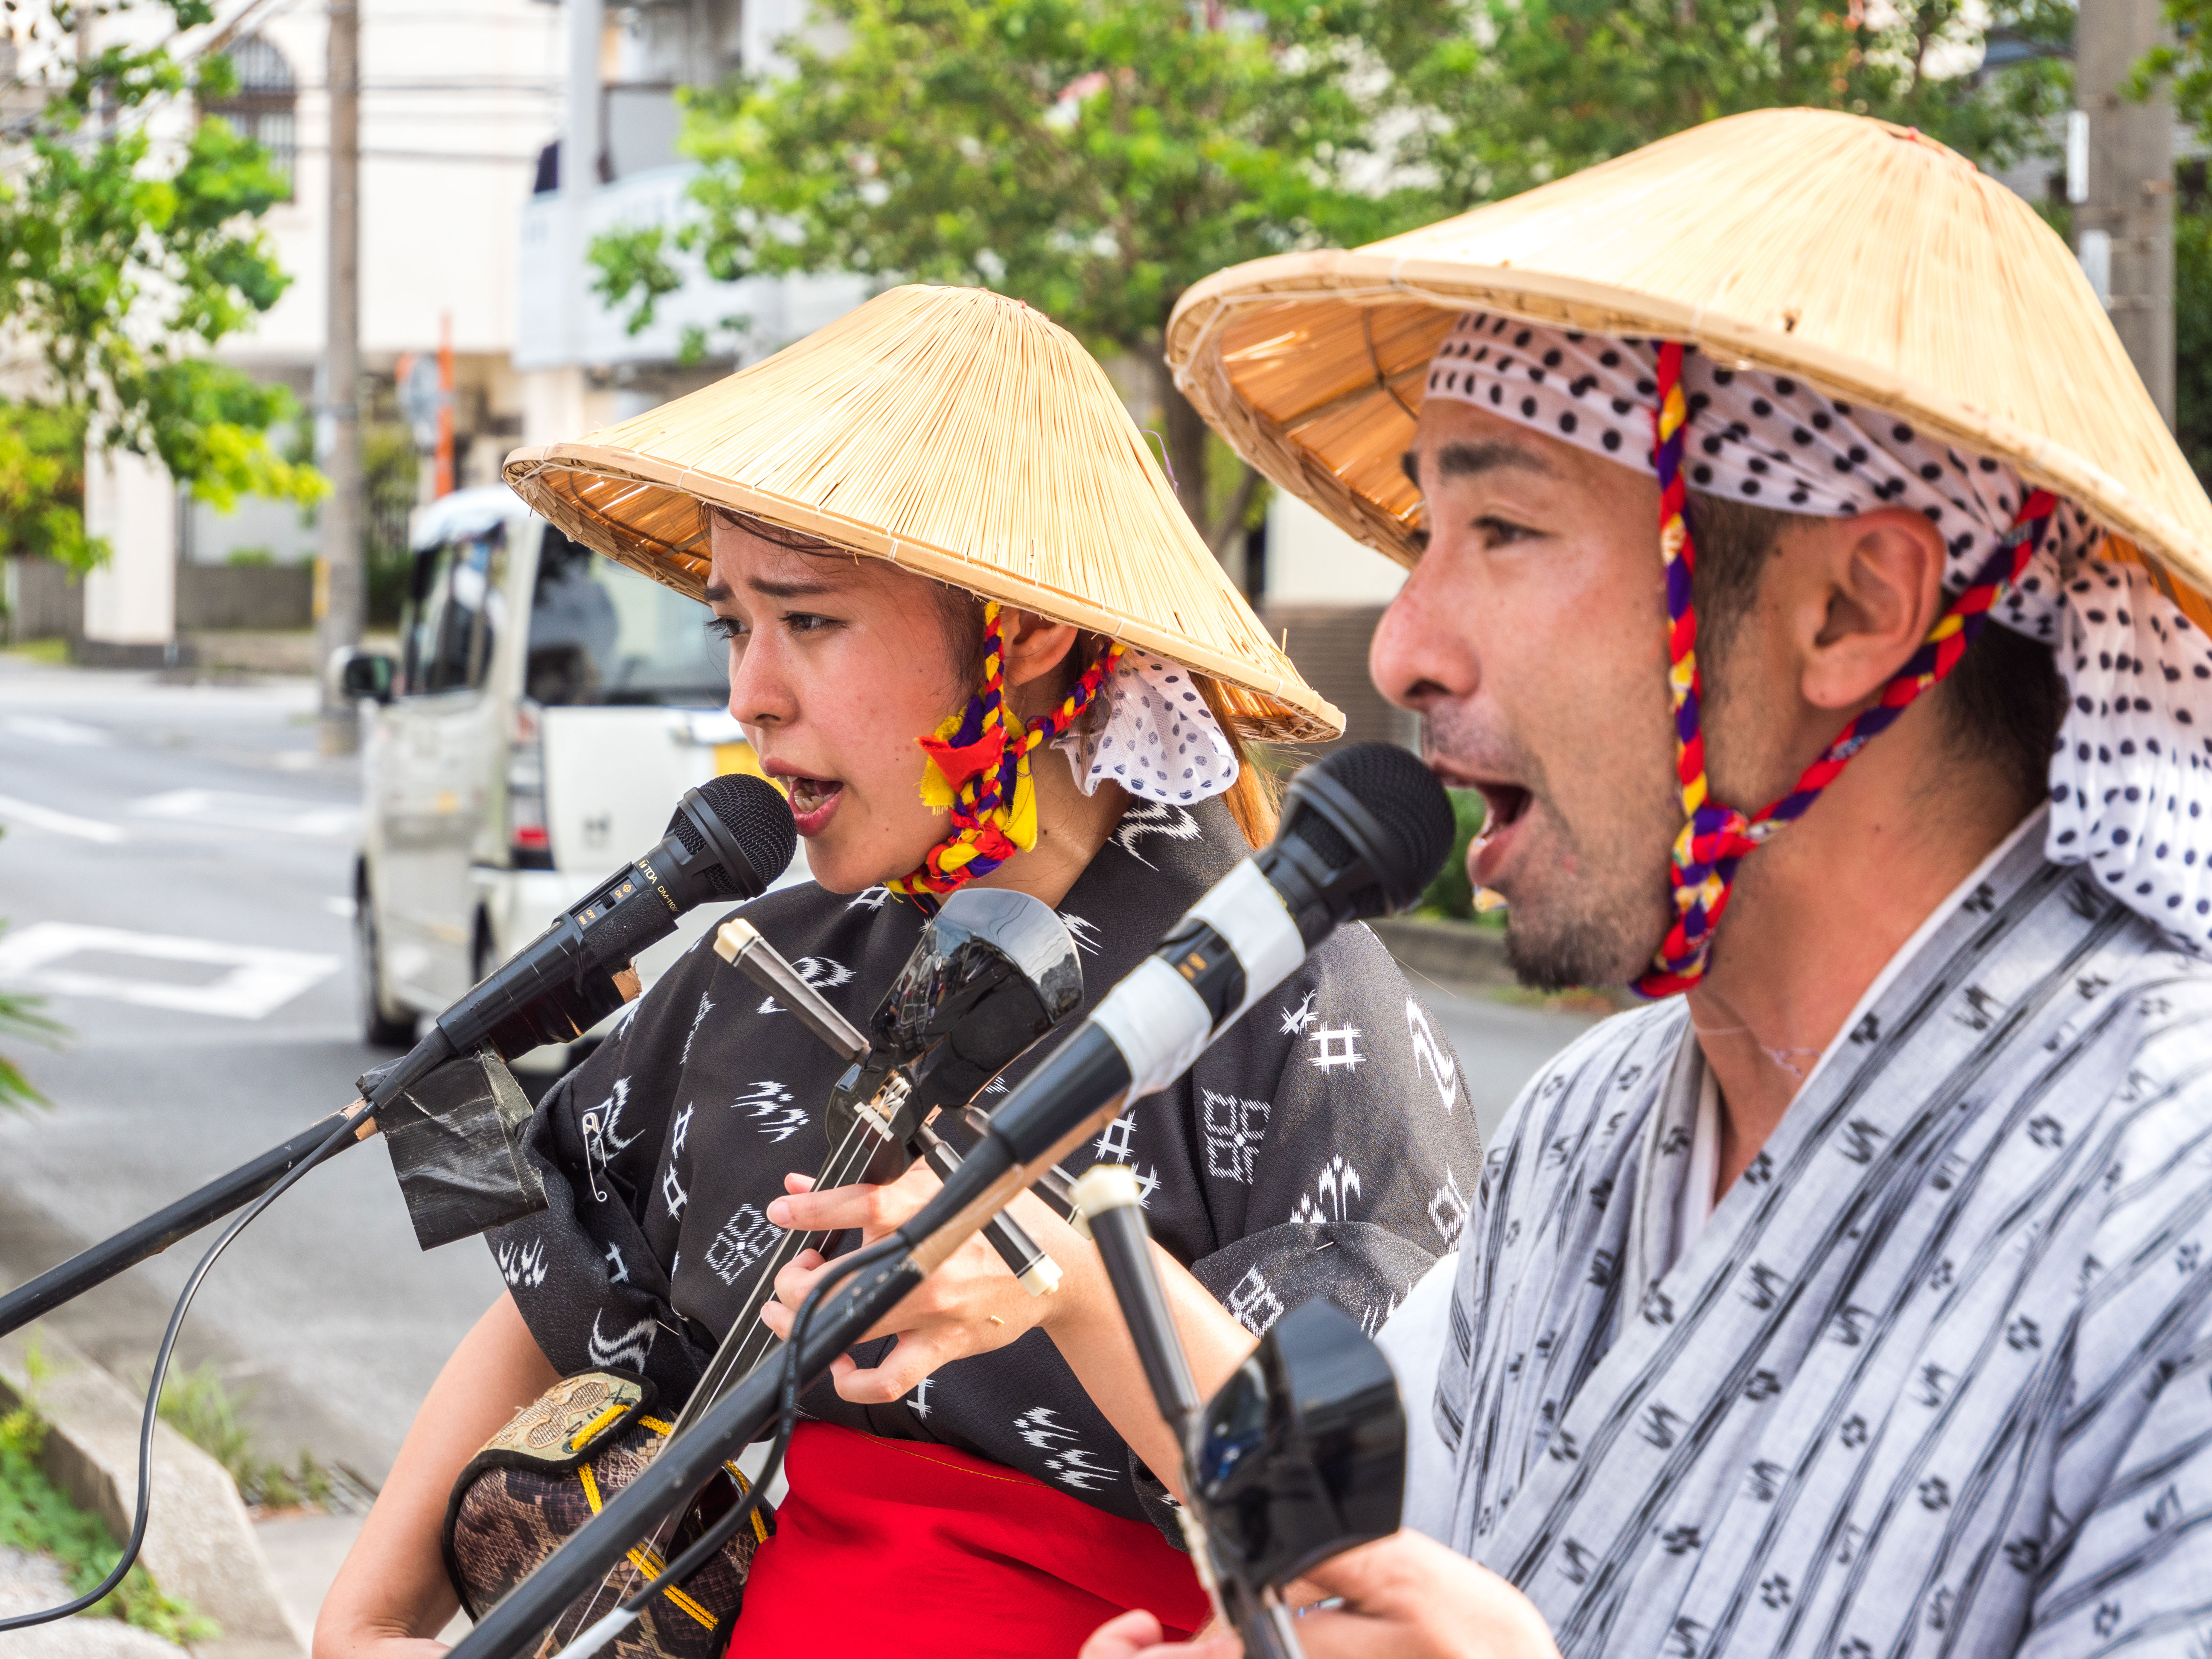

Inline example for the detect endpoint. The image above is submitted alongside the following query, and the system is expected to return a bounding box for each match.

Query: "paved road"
[0,655,1590,1482]
[0,656,502,1482]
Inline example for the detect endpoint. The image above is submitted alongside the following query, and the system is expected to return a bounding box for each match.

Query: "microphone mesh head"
[1293,743,1455,912]
[670,774,798,897]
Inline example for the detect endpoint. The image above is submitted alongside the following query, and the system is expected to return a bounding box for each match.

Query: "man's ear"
[998,608,1081,692]
[1799,509,1950,713]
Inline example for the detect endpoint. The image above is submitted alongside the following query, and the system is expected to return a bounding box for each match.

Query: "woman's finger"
[769,1250,826,1312]
[1082,1610,1165,1659]
[767,1180,882,1233]
[834,1328,954,1403]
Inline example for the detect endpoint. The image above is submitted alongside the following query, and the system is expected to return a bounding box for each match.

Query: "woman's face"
[704,515,975,893]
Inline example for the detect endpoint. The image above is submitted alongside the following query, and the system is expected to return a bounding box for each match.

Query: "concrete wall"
[1262,491,1407,606]
[80,449,177,656]
[2,558,82,643]
[177,565,316,631]
[1258,602,1416,754]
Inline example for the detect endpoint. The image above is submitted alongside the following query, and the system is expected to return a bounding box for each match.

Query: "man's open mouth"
[1467,781,1532,889]
[1474,784,1531,838]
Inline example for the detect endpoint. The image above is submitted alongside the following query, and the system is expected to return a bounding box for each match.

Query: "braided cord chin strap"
[885,601,1125,914]
[1638,341,2058,998]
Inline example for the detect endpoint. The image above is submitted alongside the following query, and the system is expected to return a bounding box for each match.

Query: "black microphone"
[898,742,1453,1259]
[366,774,796,1111]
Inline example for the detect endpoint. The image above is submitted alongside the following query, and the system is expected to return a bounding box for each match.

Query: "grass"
[0,637,68,665]
[0,1400,215,1642]
[156,1363,335,1512]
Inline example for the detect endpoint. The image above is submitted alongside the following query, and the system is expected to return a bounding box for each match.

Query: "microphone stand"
[0,960,639,1341]
[0,1103,378,1339]
[1071,1166,1303,1659]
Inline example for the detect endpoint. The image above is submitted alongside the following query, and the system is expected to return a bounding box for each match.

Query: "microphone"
[365,774,796,1111]
[896,742,1453,1264]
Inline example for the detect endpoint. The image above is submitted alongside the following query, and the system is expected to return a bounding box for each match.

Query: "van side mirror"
[334,648,397,704]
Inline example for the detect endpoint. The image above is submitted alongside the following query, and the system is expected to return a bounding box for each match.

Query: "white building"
[78,0,565,656]
[512,0,866,437]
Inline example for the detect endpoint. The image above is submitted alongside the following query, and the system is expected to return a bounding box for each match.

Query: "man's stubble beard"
[1424,708,1679,992]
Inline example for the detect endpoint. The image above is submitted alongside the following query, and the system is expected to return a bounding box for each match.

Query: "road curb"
[0,1327,307,1659]
[1370,914,1512,988]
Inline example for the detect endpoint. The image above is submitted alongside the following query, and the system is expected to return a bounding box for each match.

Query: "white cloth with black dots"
[1422,310,2212,950]
[1051,648,1241,807]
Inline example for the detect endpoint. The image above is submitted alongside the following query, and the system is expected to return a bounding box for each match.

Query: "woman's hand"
[766,1158,1259,1491]
[1079,1533,1561,1659]
[760,1166,1085,1403]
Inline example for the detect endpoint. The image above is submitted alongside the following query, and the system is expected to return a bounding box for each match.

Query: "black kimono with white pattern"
[489,795,1481,1532]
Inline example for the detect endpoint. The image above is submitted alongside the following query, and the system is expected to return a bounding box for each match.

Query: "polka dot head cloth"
[1424,311,2212,989]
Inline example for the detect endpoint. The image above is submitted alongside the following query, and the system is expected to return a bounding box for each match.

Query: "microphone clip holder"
[1069,1167,1408,1659]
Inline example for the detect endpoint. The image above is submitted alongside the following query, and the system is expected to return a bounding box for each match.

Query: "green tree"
[2174,208,2212,486]
[596,0,2069,567]
[0,0,323,572]
[1408,0,2072,203]
[593,0,1461,556]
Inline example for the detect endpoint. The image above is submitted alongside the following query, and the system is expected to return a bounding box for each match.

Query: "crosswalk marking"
[131,789,358,838]
[3,715,112,747]
[0,922,339,1020]
[0,793,127,844]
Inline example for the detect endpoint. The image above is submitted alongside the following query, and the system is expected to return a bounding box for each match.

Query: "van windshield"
[525,526,729,708]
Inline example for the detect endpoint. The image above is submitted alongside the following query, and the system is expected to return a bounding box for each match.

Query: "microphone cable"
[0,1107,367,1632]
[549,1232,910,1659]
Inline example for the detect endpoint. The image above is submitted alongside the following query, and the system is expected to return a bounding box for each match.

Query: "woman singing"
[315,285,1480,1659]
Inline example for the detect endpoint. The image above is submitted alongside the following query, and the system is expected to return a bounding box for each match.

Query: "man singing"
[1082,108,2212,1656]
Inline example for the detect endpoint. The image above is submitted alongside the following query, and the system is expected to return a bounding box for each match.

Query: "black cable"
[0,1109,366,1632]
[548,1235,909,1659]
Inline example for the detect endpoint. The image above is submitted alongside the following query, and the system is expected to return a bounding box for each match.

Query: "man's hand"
[1079,1533,1560,1659]
[760,1167,1083,1403]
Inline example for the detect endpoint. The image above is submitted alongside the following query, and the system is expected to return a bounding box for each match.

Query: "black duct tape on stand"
[366,1048,549,1251]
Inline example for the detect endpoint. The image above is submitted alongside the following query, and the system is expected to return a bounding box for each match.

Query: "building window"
[204,36,297,198]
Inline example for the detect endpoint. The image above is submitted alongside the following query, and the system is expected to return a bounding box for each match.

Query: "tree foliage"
[1409,0,2072,203]
[595,0,1459,552]
[0,0,322,570]
[592,0,2070,569]
[2131,0,2212,137]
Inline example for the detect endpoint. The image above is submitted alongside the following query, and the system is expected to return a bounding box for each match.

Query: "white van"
[337,486,797,1064]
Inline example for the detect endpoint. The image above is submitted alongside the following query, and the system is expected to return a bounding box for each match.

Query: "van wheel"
[356,881,417,1048]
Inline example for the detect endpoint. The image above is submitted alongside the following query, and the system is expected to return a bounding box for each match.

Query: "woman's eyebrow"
[703,576,842,602]
[750,577,841,600]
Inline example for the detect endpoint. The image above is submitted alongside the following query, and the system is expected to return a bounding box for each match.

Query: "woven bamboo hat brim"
[503,284,1339,742]
[1166,108,2212,627]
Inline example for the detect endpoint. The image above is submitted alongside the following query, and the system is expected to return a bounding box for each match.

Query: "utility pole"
[317,0,364,754]
[562,0,604,378]
[2076,0,2176,427]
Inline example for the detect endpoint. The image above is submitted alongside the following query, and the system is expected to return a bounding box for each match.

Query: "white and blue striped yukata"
[1437,808,2212,1658]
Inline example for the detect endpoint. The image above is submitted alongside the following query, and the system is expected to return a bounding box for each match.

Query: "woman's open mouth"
[1469,783,1532,888]
[782,774,846,836]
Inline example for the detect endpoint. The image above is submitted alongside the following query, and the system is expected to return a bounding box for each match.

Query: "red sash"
[731,1423,1211,1656]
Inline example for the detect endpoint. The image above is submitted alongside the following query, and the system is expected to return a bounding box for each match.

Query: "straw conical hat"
[503,284,1339,742]
[1166,108,2212,626]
